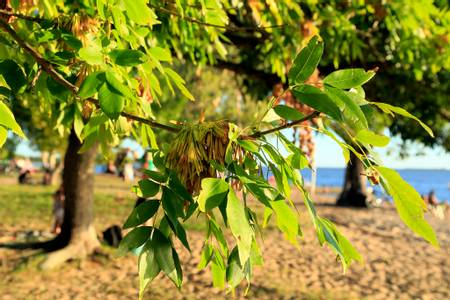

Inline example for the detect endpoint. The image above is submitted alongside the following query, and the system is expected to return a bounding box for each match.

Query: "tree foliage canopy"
[0,0,446,296]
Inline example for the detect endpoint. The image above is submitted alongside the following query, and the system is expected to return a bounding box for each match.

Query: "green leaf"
[236,140,259,153]
[10,0,19,10]
[226,247,246,288]
[226,188,253,264]
[109,49,147,66]
[197,178,229,212]
[0,126,7,148]
[152,229,183,287]
[143,170,168,183]
[0,101,25,138]
[0,60,27,92]
[148,47,172,62]
[161,187,185,222]
[288,36,323,84]
[168,173,193,202]
[325,86,368,131]
[138,179,160,198]
[318,218,362,270]
[273,105,304,120]
[60,33,82,50]
[165,216,190,251]
[211,253,226,289]
[138,239,161,300]
[375,167,439,247]
[323,68,375,89]
[98,83,124,119]
[124,0,160,26]
[105,71,133,98]
[272,200,300,245]
[292,85,342,121]
[197,243,213,269]
[0,86,11,98]
[78,72,104,99]
[123,200,160,229]
[164,68,194,101]
[371,102,434,137]
[355,129,390,147]
[116,226,152,257]
[79,45,103,65]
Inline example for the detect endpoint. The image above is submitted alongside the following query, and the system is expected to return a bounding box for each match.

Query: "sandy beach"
[0,179,448,300]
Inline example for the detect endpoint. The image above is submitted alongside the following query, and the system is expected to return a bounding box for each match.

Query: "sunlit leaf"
[110,49,147,66]
[0,101,25,138]
[355,129,390,147]
[124,0,160,26]
[226,188,254,264]
[288,36,323,85]
[371,102,434,137]
[271,200,300,245]
[197,178,229,212]
[376,167,439,247]
[98,83,124,119]
[324,68,375,89]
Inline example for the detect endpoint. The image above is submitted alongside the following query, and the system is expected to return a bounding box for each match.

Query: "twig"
[150,4,284,32]
[0,9,48,24]
[0,19,180,133]
[249,111,321,138]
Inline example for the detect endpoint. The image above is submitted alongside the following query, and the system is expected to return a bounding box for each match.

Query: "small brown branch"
[0,8,48,24]
[0,19,180,133]
[150,4,284,33]
[249,111,321,138]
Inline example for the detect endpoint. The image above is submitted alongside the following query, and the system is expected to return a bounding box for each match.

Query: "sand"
[0,193,449,300]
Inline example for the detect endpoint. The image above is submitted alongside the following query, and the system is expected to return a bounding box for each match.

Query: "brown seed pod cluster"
[166,121,229,194]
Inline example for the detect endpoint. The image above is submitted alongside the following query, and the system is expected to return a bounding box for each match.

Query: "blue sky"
[14,130,449,169]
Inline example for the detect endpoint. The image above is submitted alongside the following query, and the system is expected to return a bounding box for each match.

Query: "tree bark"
[40,129,100,269]
[336,151,368,207]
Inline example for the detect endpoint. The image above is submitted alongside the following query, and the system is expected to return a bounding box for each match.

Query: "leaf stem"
[249,111,320,138]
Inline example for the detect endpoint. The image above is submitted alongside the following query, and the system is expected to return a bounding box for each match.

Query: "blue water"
[301,168,450,202]
[95,164,449,202]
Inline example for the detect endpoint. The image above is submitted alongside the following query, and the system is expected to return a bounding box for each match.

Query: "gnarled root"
[40,226,100,270]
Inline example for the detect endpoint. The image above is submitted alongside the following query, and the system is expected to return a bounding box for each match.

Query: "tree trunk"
[336,151,368,207]
[40,129,100,269]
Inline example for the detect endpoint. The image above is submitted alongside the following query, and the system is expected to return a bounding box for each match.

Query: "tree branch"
[0,19,180,133]
[249,111,321,138]
[0,9,48,24]
[150,4,284,33]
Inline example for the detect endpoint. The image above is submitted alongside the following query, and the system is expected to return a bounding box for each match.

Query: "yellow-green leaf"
[375,166,439,247]
[355,129,390,147]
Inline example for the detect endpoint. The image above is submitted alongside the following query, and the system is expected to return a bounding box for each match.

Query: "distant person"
[18,169,31,184]
[18,158,34,184]
[428,190,439,206]
[105,160,117,174]
[123,160,135,182]
[52,185,65,234]
[115,148,130,178]
[425,190,445,220]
